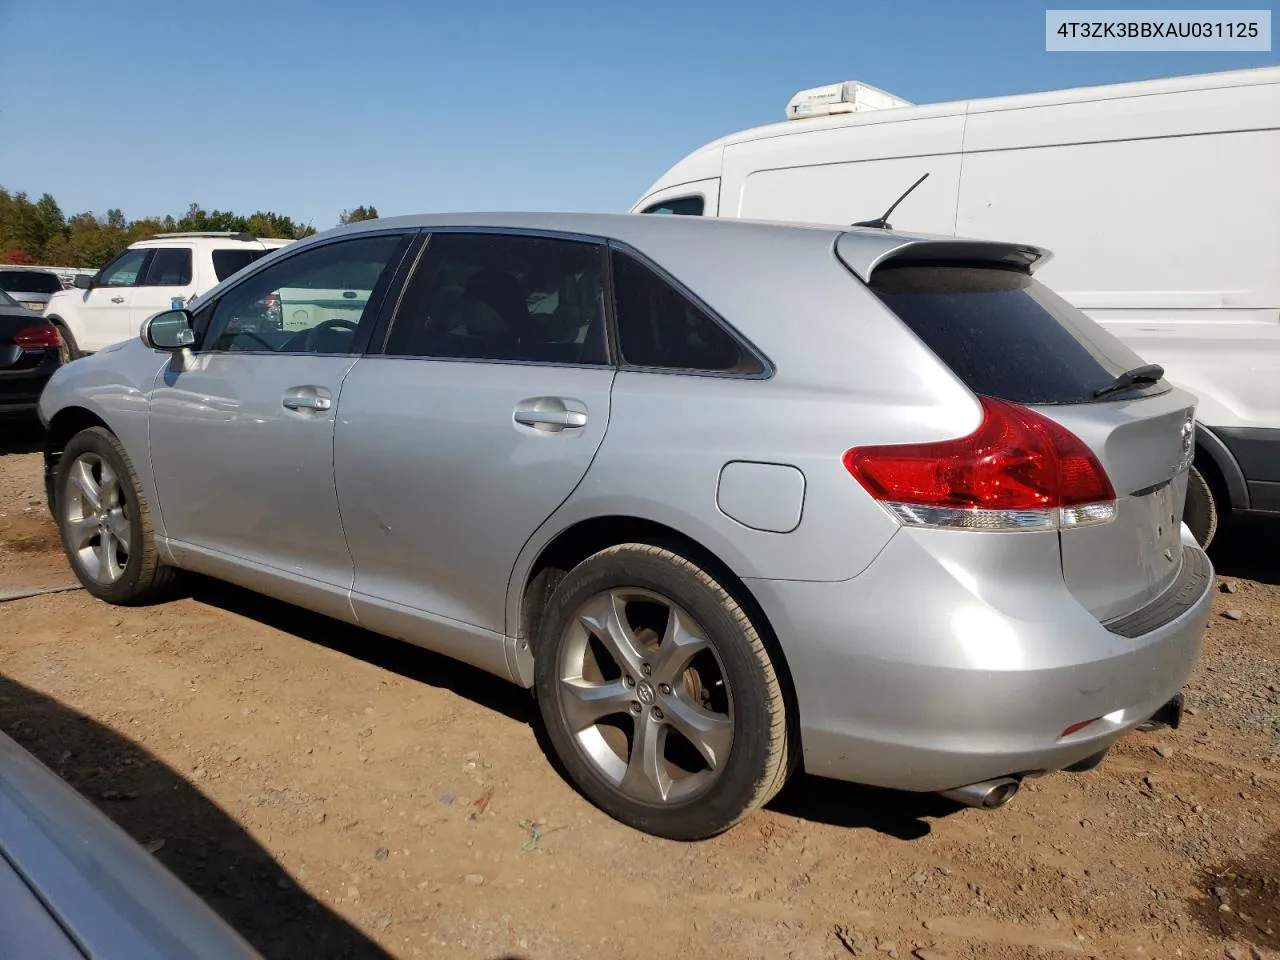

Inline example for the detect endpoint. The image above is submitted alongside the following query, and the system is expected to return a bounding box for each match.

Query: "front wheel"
[55,426,176,604]
[534,543,790,840]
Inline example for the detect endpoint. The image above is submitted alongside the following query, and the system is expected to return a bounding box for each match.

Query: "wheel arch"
[510,514,803,770]
[43,406,114,513]
[1195,423,1249,512]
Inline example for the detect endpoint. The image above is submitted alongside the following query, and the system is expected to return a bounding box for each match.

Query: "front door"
[335,231,615,638]
[148,232,412,605]
[80,247,150,351]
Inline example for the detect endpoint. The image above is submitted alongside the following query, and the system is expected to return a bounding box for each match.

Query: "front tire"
[533,543,790,840]
[1183,463,1219,549]
[55,427,176,604]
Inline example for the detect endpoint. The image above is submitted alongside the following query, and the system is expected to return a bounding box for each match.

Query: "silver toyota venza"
[39,213,1212,840]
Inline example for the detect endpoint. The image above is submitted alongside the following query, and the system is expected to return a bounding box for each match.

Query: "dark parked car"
[0,288,68,417]
[0,267,65,313]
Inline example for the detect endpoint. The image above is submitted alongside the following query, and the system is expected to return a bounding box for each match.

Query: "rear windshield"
[869,264,1160,405]
[0,271,62,294]
[212,248,271,281]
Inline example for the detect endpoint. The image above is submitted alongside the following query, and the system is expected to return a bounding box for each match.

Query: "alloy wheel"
[62,452,131,584]
[557,588,734,805]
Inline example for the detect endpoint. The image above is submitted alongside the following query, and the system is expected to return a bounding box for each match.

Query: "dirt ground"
[1,425,1277,960]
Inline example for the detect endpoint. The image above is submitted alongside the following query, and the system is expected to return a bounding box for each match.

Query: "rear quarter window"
[213,248,272,281]
[869,264,1160,404]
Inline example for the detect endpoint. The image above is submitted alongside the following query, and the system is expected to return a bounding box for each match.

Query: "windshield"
[0,271,63,294]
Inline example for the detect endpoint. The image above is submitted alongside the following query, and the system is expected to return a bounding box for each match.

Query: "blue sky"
[1,0,1275,229]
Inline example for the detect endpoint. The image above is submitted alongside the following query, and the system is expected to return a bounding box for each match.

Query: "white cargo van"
[632,67,1280,547]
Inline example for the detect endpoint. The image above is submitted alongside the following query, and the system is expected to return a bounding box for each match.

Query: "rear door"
[859,253,1197,622]
[334,230,615,637]
[129,245,197,328]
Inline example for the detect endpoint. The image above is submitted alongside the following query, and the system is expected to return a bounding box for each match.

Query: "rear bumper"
[747,527,1212,793]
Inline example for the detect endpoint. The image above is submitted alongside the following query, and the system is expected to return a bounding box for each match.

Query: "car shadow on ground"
[1186,829,1280,953]
[0,417,44,456]
[1210,514,1280,586]
[0,673,392,960]
[187,576,960,841]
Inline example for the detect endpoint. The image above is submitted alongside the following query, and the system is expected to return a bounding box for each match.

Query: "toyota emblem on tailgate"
[1177,413,1195,472]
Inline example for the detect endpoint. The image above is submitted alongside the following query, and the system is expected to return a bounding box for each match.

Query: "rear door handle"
[514,397,588,432]
[515,409,587,428]
[282,386,333,413]
[110,296,125,304]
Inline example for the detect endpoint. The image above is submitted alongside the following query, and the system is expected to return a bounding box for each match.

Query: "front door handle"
[283,395,332,412]
[513,397,588,432]
[282,386,333,413]
[110,296,125,304]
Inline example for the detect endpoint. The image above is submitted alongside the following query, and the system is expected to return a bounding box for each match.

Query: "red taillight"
[13,324,63,350]
[843,396,1116,531]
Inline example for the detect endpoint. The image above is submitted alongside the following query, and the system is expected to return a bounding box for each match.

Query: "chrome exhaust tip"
[939,776,1020,809]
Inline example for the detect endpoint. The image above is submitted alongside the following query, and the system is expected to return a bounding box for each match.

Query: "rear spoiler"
[836,231,1051,283]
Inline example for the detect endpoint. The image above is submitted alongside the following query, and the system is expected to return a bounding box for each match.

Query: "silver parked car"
[0,729,258,959]
[0,267,64,313]
[38,213,1212,840]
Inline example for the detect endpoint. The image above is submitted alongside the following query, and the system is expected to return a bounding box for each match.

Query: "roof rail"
[147,231,257,242]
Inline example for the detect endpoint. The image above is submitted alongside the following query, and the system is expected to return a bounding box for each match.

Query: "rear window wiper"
[1093,363,1164,399]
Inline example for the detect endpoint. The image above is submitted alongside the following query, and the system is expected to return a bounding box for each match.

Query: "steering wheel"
[303,317,360,352]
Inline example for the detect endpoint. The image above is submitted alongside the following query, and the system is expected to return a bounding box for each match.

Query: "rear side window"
[212,248,272,281]
[869,265,1156,404]
[142,248,193,286]
[612,251,762,374]
[641,197,704,216]
[0,271,62,294]
[385,233,608,365]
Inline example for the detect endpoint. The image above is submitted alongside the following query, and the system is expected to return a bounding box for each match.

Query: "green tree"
[339,205,379,225]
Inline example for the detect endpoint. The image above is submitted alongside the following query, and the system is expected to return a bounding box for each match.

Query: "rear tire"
[49,319,80,360]
[1183,463,1219,549]
[55,427,177,605]
[533,543,790,840]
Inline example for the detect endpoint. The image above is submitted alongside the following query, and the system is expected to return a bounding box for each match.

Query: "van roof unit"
[785,81,913,120]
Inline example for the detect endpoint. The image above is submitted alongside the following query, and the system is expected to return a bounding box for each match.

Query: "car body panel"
[336,358,615,638]
[746,524,1210,790]
[149,352,360,594]
[0,730,258,960]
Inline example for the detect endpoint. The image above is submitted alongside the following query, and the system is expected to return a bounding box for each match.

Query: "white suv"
[46,232,292,355]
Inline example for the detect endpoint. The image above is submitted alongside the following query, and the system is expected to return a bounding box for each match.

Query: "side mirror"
[73,273,94,290]
[142,309,195,351]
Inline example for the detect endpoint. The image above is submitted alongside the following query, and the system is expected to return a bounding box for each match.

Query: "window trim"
[606,241,774,381]
[370,228,617,370]
[193,230,416,358]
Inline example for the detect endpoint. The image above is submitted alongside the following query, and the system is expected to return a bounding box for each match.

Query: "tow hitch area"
[1137,692,1185,732]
